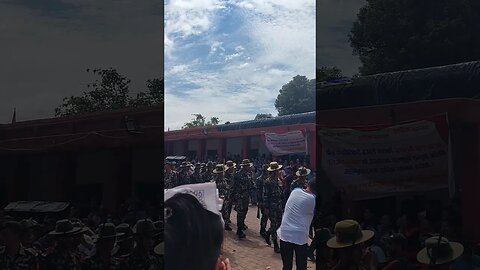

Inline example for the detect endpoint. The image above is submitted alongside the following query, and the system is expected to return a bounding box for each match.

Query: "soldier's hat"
[195,163,201,169]
[240,159,253,167]
[224,160,237,170]
[179,162,189,169]
[154,242,164,255]
[133,219,157,237]
[296,166,311,177]
[49,219,82,236]
[116,223,134,242]
[213,164,225,174]
[206,161,214,167]
[95,223,124,240]
[200,163,206,168]
[267,161,283,172]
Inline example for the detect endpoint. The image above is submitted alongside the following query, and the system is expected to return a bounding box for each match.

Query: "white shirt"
[277,188,315,245]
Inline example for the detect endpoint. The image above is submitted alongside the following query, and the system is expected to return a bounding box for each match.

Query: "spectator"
[277,179,316,270]
[417,236,464,270]
[326,219,375,270]
[164,184,232,270]
[382,233,413,270]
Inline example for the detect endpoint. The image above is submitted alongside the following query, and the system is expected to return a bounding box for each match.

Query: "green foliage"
[316,67,344,82]
[182,114,221,129]
[274,75,315,116]
[55,68,163,117]
[254,113,273,120]
[350,0,480,75]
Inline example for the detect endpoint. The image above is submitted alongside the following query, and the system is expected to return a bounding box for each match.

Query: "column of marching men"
[164,158,313,254]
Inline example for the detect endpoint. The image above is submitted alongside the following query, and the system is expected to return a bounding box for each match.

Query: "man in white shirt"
[277,179,316,270]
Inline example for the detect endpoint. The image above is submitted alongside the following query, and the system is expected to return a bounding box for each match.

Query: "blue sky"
[165,0,316,130]
[0,0,162,123]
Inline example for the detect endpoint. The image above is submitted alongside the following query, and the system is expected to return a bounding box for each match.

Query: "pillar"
[197,139,206,161]
[242,137,251,159]
[217,138,226,162]
[461,125,480,242]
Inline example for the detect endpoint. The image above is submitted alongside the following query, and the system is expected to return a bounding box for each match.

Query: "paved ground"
[222,206,316,270]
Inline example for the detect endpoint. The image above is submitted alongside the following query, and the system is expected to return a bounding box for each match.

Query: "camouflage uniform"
[177,170,190,186]
[164,170,179,189]
[83,254,120,270]
[119,249,162,270]
[256,173,268,236]
[203,170,213,183]
[190,169,203,184]
[41,250,82,270]
[222,170,235,226]
[233,168,253,236]
[0,245,38,270]
[263,173,284,252]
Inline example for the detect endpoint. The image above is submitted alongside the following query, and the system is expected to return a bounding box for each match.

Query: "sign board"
[319,116,450,200]
[264,130,306,155]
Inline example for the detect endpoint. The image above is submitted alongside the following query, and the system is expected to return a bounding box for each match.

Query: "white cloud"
[165,0,315,130]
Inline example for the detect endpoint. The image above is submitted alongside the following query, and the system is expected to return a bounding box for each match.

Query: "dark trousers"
[280,240,308,270]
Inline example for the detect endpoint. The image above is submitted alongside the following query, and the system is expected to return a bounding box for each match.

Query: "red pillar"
[242,137,251,159]
[197,140,206,161]
[217,139,226,162]
[461,125,480,242]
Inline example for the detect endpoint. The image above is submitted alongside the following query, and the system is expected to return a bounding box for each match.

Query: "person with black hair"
[164,192,232,270]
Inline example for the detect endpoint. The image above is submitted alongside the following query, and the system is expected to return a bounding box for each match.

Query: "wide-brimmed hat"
[224,160,236,170]
[49,219,82,236]
[116,223,134,242]
[154,242,164,255]
[200,163,206,168]
[133,219,157,236]
[296,167,311,177]
[213,164,225,174]
[417,236,464,265]
[206,161,214,168]
[240,159,253,167]
[95,223,124,240]
[267,162,283,172]
[327,220,374,249]
[71,221,90,235]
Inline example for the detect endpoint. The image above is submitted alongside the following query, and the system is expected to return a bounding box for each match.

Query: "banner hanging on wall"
[318,115,451,200]
[263,130,306,155]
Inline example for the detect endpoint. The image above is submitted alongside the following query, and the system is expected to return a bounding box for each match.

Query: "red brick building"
[0,106,163,213]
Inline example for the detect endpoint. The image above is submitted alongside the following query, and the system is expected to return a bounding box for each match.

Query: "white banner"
[264,130,306,155]
[319,118,450,200]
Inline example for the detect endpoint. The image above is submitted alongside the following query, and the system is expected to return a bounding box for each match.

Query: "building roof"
[317,61,480,110]
[217,111,315,131]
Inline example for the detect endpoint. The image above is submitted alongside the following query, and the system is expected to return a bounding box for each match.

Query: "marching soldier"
[291,166,310,191]
[222,160,236,231]
[256,164,269,239]
[164,161,179,189]
[120,219,162,269]
[41,219,83,270]
[0,221,39,270]
[114,223,135,263]
[190,163,203,184]
[263,162,284,253]
[233,159,254,239]
[202,161,215,182]
[177,162,190,186]
[83,223,123,270]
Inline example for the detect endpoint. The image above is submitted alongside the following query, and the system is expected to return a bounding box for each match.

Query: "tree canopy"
[350,0,480,75]
[274,75,315,116]
[316,67,344,82]
[182,114,221,129]
[55,68,163,117]
[254,113,273,120]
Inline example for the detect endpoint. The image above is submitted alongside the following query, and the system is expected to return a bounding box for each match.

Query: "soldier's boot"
[273,240,280,253]
[263,231,272,246]
[237,229,246,239]
[225,223,232,231]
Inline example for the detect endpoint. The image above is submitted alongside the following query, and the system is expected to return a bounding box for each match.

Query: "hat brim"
[49,227,83,236]
[95,232,125,240]
[224,164,237,169]
[326,230,374,249]
[154,242,164,255]
[241,163,253,167]
[213,169,224,174]
[296,169,311,176]
[417,242,464,265]
[267,165,283,171]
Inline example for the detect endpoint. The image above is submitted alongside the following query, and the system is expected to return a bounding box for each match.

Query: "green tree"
[350,0,480,75]
[316,67,344,82]
[55,68,163,116]
[274,75,315,116]
[182,114,221,129]
[254,113,273,120]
